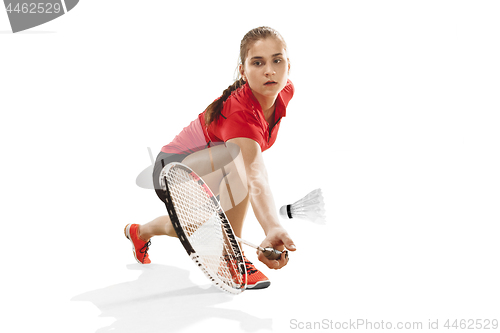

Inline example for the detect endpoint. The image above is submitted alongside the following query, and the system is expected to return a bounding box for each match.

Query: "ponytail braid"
[204,77,245,126]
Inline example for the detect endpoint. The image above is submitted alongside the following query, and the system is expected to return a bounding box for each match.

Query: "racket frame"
[160,162,247,294]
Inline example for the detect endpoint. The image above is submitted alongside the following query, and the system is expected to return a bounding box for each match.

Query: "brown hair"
[204,26,287,126]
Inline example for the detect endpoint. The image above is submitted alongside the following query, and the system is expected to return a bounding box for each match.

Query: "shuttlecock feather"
[279,188,326,224]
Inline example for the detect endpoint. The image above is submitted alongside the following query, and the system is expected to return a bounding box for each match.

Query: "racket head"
[159,162,246,294]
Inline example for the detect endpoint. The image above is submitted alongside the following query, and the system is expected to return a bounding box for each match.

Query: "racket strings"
[165,166,245,288]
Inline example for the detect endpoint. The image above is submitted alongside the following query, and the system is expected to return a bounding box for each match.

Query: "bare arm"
[227,137,296,269]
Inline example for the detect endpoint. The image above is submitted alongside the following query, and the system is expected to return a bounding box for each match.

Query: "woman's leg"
[182,142,250,237]
[135,152,185,241]
[138,215,177,240]
[138,143,249,240]
[222,192,250,238]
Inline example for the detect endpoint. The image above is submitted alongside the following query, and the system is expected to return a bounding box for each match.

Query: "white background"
[1,1,499,332]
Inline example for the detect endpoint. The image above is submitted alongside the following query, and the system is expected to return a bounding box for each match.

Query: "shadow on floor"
[71,264,272,332]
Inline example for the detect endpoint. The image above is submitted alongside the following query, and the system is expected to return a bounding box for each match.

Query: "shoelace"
[139,240,151,263]
[222,255,258,276]
[244,259,258,276]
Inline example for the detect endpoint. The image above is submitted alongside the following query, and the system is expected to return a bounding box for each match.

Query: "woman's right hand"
[257,226,296,269]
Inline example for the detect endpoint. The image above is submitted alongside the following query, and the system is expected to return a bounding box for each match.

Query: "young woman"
[125,26,296,290]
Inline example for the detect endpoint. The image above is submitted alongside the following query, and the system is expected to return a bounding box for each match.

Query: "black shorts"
[152,151,188,203]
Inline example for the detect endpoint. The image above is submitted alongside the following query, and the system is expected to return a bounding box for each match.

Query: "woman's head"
[238,27,290,102]
[238,26,288,75]
[204,27,289,125]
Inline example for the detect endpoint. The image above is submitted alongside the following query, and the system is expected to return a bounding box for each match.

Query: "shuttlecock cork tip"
[279,205,292,219]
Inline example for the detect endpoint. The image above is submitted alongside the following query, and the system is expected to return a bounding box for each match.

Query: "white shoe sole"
[246,280,271,290]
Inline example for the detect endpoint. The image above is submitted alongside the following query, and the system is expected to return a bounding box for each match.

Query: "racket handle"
[262,247,282,260]
[235,236,283,260]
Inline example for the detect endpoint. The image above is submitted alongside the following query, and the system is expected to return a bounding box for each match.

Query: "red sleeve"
[218,111,265,149]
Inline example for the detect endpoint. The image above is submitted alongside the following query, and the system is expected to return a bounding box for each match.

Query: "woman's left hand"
[257,227,296,269]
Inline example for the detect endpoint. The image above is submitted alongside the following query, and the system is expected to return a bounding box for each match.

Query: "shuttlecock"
[279,188,326,224]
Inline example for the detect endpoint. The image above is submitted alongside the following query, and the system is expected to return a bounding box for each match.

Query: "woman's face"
[240,38,290,102]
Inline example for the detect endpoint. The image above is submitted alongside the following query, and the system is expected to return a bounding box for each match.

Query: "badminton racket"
[159,162,282,294]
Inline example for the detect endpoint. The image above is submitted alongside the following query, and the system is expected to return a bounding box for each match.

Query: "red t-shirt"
[162,79,294,154]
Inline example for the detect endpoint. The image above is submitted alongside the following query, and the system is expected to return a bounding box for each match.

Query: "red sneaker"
[244,257,270,290]
[124,224,151,264]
